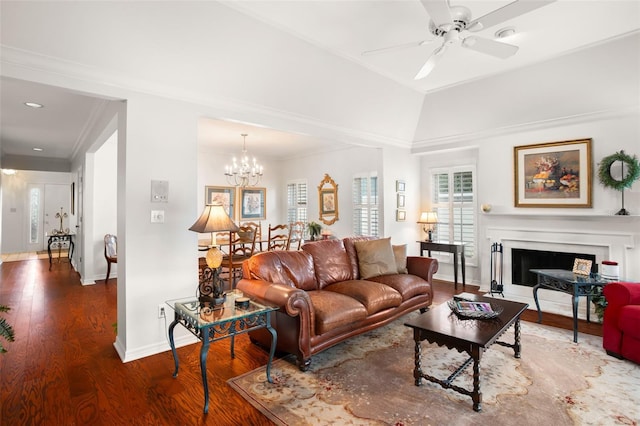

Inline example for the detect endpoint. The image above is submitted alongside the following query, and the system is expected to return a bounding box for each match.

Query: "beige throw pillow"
[393,244,408,274]
[354,237,397,279]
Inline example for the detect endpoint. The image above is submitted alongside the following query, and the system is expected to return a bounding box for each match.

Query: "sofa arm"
[604,282,640,308]
[237,278,314,320]
[406,256,439,283]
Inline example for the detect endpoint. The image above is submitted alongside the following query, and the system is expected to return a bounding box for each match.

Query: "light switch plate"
[151,210,165,223]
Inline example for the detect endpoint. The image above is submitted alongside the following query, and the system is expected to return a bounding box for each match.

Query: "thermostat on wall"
[151,180,169,203]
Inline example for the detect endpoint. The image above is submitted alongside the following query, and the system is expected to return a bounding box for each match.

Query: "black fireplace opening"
[512,248,597,287]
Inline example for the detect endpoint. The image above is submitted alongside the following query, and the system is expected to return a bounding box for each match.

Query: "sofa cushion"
[343,236,374,280]
[308,290,368,335]
[393,244,408,274]
[354,237,397,279]
[367,274,432,302]
[325,279,402,315]
[244,251,318,291]
[302,239,353,289]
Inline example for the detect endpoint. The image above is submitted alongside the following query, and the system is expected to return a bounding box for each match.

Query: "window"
[352,173,379,237]
[431,167,476,262]
[29,187,41,244]
[286,180,307,225]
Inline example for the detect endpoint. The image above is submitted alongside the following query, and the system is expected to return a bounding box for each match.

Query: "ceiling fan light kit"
[369,0,555,80]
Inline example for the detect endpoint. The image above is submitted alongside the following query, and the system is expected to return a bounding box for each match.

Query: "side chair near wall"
[104,234,117,283]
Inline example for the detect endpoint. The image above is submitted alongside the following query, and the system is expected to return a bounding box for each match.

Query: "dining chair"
[104,234,118,283]
[267,223,289,251]
[220,226,257,289]
[287,221,305,250]
[240,221,263,252]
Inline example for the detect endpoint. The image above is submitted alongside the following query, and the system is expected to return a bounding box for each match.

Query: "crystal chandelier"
[224,133,263,187]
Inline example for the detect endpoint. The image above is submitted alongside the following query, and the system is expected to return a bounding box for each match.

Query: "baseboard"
[118,334,198,363]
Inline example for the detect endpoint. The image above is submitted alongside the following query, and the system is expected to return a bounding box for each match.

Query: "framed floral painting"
[240,187,266,220]
[205,186,236,218]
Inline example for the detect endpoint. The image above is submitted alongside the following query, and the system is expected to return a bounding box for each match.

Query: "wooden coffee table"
[405,295,528,412]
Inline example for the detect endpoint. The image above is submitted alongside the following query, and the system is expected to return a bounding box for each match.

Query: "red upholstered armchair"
[602,282,640,364]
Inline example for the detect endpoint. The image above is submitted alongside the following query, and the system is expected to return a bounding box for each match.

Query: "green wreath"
[597,151,640,191]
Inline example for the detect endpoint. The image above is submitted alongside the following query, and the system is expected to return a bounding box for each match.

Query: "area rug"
[228,311,639,425]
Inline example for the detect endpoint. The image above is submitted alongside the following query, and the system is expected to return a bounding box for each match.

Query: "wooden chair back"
[240,221,263,252]
[287,221,305,250]
[267,223,289,251]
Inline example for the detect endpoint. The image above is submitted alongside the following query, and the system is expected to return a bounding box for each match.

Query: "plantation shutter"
[352,174,378,237]
[287,180,307,224]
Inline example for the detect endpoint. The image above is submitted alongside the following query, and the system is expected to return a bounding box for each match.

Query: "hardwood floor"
[0,259,602,425]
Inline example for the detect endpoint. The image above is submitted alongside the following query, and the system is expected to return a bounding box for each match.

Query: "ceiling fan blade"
[420,0,453,30]
[468,0,555,32]
[462,36,518,59]
[362,38,433,56]
[414,44,446,80]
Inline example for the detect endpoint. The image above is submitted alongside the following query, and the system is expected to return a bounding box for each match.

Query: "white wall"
[91,132,118,282]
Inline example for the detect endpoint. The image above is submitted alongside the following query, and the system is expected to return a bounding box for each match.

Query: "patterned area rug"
[228,311,639,425]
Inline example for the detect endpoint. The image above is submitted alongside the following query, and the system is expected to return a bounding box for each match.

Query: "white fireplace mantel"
[483,224,635,318]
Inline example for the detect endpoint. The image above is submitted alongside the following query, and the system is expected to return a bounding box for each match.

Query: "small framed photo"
[572,258,592,276]
[396,180,406,192]
[396,210,406,222]
[240,187,266,220]
[205,186,236,218]
[397,193,405,208]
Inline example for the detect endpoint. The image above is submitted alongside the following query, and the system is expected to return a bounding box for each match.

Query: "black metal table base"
[168,309,277,413]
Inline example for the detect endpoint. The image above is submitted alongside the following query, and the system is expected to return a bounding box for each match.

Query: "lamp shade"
[417,212,438,224]
[189,203,239,234]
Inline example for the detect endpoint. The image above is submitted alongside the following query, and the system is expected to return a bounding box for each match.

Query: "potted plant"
[0,304,15,353]
[307,222,322,241]
[591,288,607,322]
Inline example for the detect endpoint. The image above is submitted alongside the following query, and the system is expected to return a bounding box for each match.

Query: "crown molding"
[1,45,411,151]
[411,105,640,154]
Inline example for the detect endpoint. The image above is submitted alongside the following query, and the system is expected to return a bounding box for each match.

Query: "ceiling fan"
[363,0,555,80]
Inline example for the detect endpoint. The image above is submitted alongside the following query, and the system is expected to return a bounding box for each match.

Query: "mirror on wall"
[318,173,338,225]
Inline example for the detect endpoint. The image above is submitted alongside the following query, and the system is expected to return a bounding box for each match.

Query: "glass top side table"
[530,268,618,343]
[166,297,277,413]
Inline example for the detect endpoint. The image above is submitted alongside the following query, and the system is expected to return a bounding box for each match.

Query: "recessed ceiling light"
[495,27,516,39]
[33,147,44,152]
[24,102,44,108]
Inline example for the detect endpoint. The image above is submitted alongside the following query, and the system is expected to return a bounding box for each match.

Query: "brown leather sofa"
[237,236,438,370]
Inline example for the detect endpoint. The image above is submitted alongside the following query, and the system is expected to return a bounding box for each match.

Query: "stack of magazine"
[453,300,494,314]
[448,293,502,319]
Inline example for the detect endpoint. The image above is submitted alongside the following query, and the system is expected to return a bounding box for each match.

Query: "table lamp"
[189,203,239,305]
[417,212,438,242]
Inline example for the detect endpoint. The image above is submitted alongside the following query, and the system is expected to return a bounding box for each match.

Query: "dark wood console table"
[530,269,610,343]
[418,241,466,288]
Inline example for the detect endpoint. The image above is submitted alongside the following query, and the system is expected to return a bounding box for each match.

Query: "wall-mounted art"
[205,186,236,219]
[318,173,338,225]
[514,138,592,208]
[240,187,266,220]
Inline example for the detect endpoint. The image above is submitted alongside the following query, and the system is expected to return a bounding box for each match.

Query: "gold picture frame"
[572,258,592,276]
[239,187,266,220]
[205,186,236,219]
[318,173,339,225]
[514,138,592,208]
